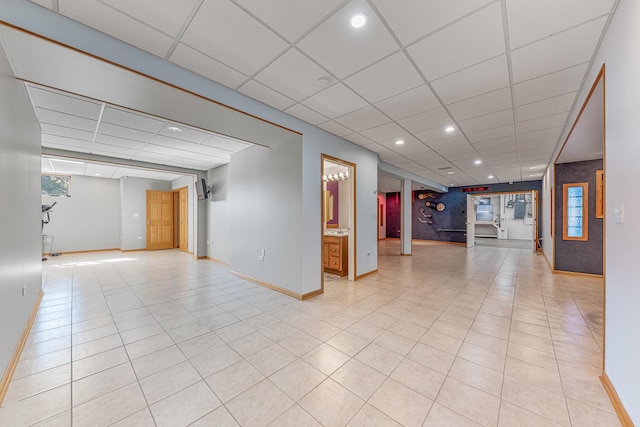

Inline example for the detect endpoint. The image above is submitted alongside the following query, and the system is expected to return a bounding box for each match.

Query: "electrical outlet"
[22,286,26,296]
[137,236,143,240]
[258,255,264,261]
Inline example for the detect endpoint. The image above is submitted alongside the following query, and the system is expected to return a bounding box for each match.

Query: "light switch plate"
[614,204,624,223]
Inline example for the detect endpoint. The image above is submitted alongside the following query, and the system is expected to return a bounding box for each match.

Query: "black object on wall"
[554,159,603,275]
[385,181,542,244]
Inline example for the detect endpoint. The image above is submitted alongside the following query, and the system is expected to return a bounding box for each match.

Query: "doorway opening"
[466,190,539,252]
[321,155,356,290]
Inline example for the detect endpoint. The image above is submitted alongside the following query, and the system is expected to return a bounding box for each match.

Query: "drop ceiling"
[23,0,618,187]
[28,83,251,177]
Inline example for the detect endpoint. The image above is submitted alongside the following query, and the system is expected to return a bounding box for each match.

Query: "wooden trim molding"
[301,289,324,300]
[0,290,44,406]
[596,170,604,219]
[562,182,589,241]
[48,248,119,255]
[229,271,318,300]
[552,269,604,279]
[204,257,230,266]
[355,269,378,280]
[600,373,634,427]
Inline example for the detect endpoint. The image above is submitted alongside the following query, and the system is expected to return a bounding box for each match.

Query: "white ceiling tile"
[431,55,510,104]
[473,136,517,150]
[363,143,390,153]
[91,150,134,160]
[158,125,210,143]
[92,143,138,156]
[98,122,154,142]
[335,106,390,132]
[374,85,440,120]
[343,133,374,147]
[101,107,166,133]
[467,124,515,143]
[459,109,514,134]
[186,144,231,160]
[284,104,328,125]
[100,0,199,37]
[302,83,368,118]
[317,121,352,137]
[518,127,562,144]
[169,44,248,90]
[510,17,607,83]
[201,135,250,152]
[515,92,576,122]
[514,63,588,106]
[59,0,174,57]
[516,113,568,133]
[506,0,614,49]
[359,122,406,142]
[148,135,200,151]
[425,135,469,149]
[42,124,94,141]
[447,87,512,121]
[36,108,97,132]
[132,151,176,162]
[234,0,344,42]
[297,0,399,79]
[415,128,464,145]
[180,0,288,75]
[397,107,453,134]
[142,143,184,157]
[28,86,102,120]
[42,137,92,151]
[408,3,505,80]
[95,134,146,150]
[344,51,424,103]
[254,48,332,101]
[371,0,494,45]
[238,80,296,110]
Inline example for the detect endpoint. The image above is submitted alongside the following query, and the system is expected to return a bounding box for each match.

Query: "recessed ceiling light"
[350,12,367,28]
[445,126,455,133]
[488,175,494,179]
[447,171,454,175]
[529,166,537,169]
[395,139,405,145]
[167,125,182,133]
[316,77,331,88]
[95,173,101,176]
[474,160,482,165]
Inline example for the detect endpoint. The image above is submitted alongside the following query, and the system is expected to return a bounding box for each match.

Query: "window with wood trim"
[563,182,588,241]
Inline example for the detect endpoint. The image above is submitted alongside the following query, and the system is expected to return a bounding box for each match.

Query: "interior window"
[563,182,588,241]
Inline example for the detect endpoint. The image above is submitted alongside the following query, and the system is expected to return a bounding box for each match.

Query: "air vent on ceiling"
[438,166,453,170]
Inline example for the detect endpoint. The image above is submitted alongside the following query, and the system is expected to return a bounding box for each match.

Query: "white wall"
[554,1,639,421]
[0,43,42,382]
[171,175,194,253]
[207,165,231,264]
[119,177,171,251]
[42,175,120,253]
[230,139,303,294]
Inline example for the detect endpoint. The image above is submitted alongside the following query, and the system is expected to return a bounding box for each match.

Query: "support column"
[400,179,412,255]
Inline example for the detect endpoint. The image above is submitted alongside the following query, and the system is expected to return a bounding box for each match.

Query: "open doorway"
[466,191,538,251]
[321,155,356,287]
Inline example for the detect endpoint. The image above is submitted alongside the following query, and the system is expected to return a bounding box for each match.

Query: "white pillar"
[400,179,412,255]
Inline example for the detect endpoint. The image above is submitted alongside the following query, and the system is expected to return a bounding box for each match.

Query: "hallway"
[0,241,615,426]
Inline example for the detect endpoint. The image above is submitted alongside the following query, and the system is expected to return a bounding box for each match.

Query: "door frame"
[321,154,357,293]
[465,190,540,249]
[172,186,189,252]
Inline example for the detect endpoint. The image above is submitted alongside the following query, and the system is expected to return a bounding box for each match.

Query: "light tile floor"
[0,240,618,426]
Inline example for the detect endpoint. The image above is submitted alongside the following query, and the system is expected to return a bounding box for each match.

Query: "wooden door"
[146,190,173,250]
[179,187,188,252]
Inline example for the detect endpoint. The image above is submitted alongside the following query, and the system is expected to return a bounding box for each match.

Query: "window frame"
[562,182,588,241]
